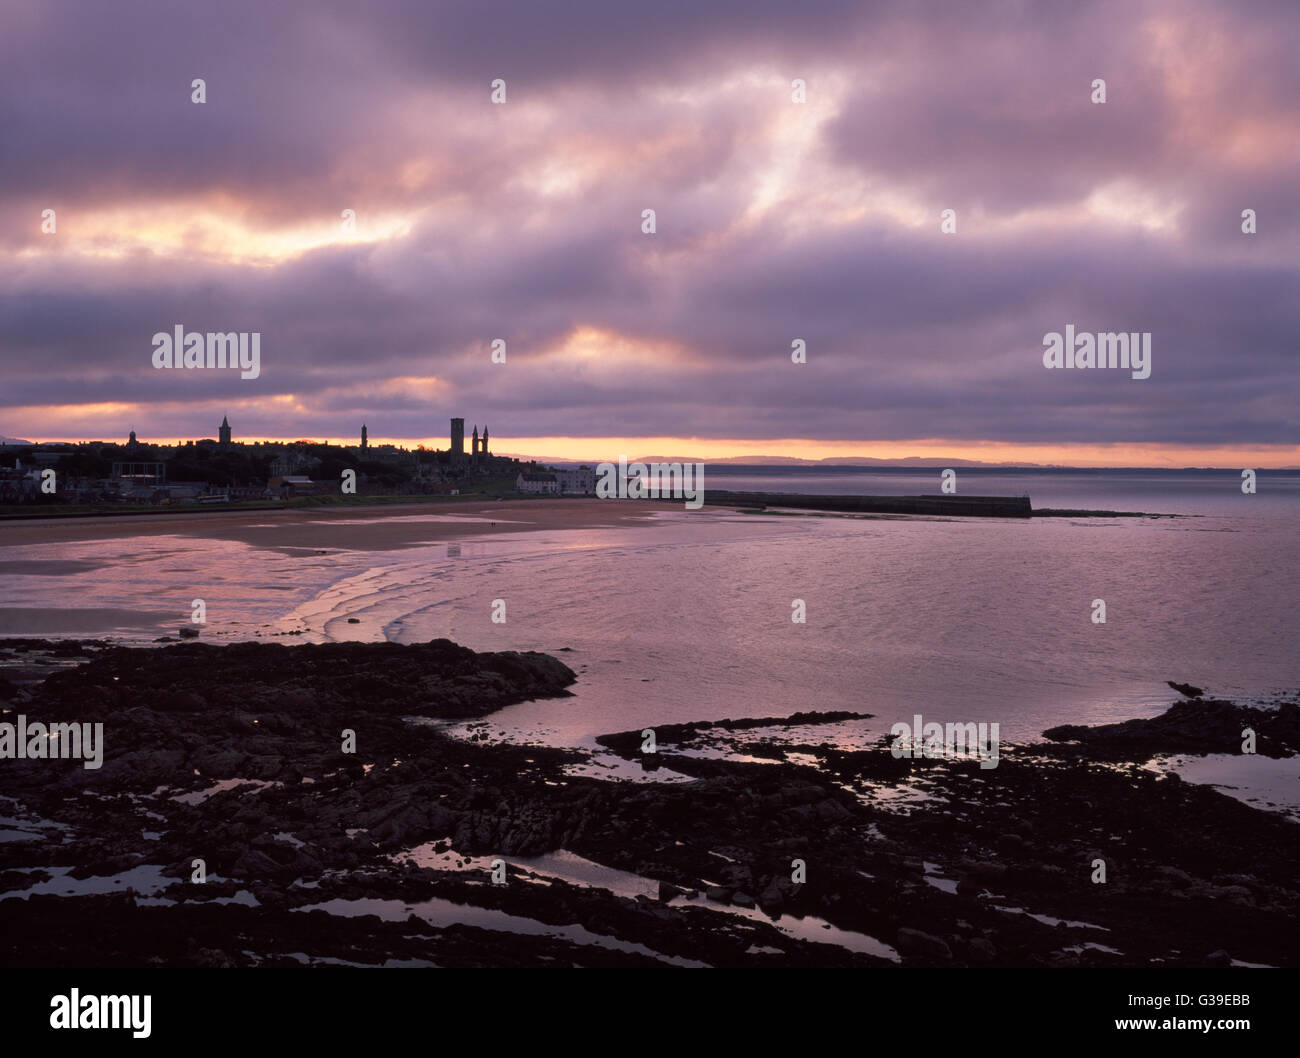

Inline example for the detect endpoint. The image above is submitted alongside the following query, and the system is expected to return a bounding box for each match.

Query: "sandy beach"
[0,499,680,637]
[0,498,665,553]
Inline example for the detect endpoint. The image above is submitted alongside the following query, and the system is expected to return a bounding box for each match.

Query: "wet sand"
[0,498,665,553]
[0,499,679,637]
[0,607,179,636]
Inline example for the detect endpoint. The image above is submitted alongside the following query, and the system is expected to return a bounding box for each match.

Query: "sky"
[0,0,1297,467]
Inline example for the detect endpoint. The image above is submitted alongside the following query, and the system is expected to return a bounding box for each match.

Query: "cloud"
[0,0,1296,455]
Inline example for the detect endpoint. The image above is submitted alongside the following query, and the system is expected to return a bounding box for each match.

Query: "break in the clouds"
[0,0,1296,461]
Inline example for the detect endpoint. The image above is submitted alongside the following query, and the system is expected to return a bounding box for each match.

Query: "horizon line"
[3,434,1298,472]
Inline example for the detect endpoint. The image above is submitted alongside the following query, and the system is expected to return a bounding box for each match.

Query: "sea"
[2,467,1297,811]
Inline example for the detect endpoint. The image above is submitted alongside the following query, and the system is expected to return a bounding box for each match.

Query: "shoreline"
[0,497,668,551]
[1,637,1294,968]
[0,491,1178,530]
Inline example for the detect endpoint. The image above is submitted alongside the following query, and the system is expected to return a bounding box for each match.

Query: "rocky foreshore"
[1042,695,1299,760]
[1,638,1295,968]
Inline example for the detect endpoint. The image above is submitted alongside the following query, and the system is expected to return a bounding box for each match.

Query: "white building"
[268,474,318,497]
[551,466,596,494]
[517,471,559,494]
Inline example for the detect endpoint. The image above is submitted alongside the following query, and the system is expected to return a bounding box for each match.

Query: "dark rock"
[657,881,684,902]
[758,877,792,912]
[960,860,1008,881]
[3,637,1296,970]
[1044,697,1298,760]
[1167,681,1205,699]
[896,928,952,961]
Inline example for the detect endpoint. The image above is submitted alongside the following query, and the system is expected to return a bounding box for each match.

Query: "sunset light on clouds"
[1,0,1296,465]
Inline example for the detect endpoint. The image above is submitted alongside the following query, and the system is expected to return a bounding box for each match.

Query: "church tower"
[471,425,479,460]
[361,423,368,450]
[219,415,231,448]
[482,426,489,456]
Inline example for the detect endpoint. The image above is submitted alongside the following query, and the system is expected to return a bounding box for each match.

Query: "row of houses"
[516,466,597,495]
[268,475,460,498]
[0,463,458,505]
[0,467,238,505]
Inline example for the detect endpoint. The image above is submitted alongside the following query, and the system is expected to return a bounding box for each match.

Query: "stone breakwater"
[705,491,1034,518]
[0,638,1296,968]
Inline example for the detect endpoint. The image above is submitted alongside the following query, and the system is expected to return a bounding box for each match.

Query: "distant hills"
[629,455,1056,467]
[501,452,1300,471]
[6,440,1296,471]
[500,453,1058,467]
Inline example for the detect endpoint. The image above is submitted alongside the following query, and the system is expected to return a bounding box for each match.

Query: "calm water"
[699,465,1300,517]
[2,470,1296,756]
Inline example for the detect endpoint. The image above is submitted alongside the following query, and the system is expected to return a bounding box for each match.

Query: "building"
[219,415,231,448]
[159,482,206,502]
[551,466,596,494]
[516,471,559,494]
[360,424,368,450]
[269,451,321,477]
[0,464,40,502]
[111,461,166,483]
[31,446,72,467]
[268,474,318,497]
[450,417,465,458]
[364,444,410,465]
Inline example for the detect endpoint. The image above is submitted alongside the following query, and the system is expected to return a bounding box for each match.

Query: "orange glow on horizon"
[6,422,1298,469]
